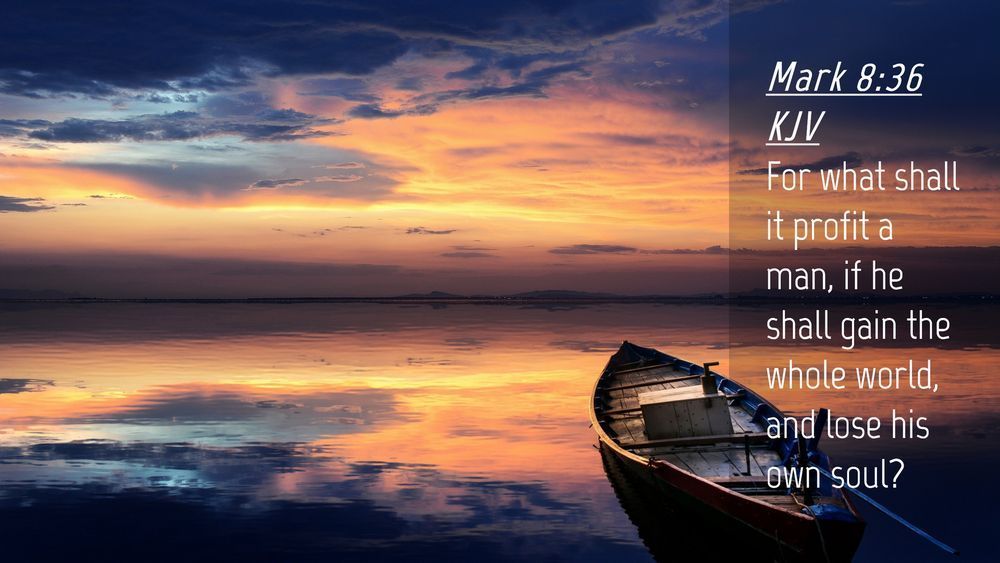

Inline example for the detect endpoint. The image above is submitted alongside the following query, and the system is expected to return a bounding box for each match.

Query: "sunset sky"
[0,1,996,297]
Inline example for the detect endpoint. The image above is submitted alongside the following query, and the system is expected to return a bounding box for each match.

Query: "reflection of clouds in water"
[0,481,649,562]
[70,385,410,427]
[0,385,417,464]
[0,440,322,491]
[448,426,506,438]
[0,440,643,562]
[294,460,587,523]
[0,303,994,560]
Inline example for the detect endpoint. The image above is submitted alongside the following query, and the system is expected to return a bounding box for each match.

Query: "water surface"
[0,303,994,561]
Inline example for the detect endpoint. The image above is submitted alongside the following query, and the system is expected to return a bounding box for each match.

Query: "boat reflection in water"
[601,443,792,563]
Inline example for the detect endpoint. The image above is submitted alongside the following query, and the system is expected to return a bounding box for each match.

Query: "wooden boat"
[590,342,865,561]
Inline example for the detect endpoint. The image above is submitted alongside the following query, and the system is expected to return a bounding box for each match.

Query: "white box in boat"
[638,386,733,440]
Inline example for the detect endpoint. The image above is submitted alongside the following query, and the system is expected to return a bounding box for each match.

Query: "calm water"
[0,303,995,561]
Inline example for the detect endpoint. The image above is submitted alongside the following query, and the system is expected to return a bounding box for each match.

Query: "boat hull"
[601,441,864,561]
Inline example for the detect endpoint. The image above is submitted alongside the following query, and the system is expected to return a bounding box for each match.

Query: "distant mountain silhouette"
[0,287,991,303]
[508,289,620,299]
[394,290,626,299]
[392,291,467,299]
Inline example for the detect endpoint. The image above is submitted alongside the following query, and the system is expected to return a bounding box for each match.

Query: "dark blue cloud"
[0,118,49,138]
[403,60,591,115]
[13,105,331,144]
[0,378,54,393]
[347,104,407,119]
[297,78,379,102]
[551,244,727,256]
[67,151,398,202]
[395,77,425,91]
[440,251,497,258]
[738,152,863,175]
[0,1,717,98]
[75,161,264,197]
[444,82,548,101]
[245,178,308,191]
[0,195,54,212]
[0,3,403,97]
[950,146,1000,159]
[444,47,498,80]
[406,227,456,235]
[549,244,637,255]
[640,245,728,255]
[347,60,590,120]
[522,61,591,82]
[347,103,437,120]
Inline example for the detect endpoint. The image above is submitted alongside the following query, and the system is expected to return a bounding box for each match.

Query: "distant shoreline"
[0,295,994,305]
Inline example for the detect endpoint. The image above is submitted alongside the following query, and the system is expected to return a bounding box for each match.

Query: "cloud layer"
[0,1,726,98]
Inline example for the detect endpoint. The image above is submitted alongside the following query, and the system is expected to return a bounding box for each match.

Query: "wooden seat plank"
[619,431,770,450]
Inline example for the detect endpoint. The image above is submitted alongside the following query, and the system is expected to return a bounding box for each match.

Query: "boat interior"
[593,343,849,514]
